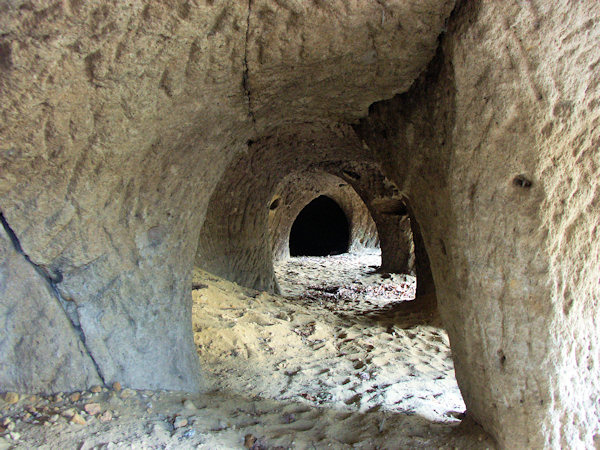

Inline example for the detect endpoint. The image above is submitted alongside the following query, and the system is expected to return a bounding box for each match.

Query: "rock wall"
[0,220,101,392]
[3,0,598,447]
[357,1,600,447]
[0,0,255,392]
[0,0,453,393]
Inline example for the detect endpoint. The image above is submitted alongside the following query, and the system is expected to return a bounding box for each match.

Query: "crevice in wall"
[243,0,257,130]
[0,211,106,384]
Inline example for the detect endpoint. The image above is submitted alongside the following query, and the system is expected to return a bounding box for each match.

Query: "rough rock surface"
[1,0,599,448]
[0,0,453,394]
[357,2,600,447]
[196,124,420,293]
[0,223,101,392]
[268,170,380,261]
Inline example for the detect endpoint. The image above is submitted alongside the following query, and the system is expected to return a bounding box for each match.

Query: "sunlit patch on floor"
[193,250,466,426]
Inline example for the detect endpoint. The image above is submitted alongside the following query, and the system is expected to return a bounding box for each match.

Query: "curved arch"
[269,170,379,262]
[195,123,374,293]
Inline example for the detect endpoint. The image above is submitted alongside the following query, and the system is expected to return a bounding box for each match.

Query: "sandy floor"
[0,251,495,449]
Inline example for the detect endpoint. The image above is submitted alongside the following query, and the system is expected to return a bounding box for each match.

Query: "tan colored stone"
[69,393,80,402]
[83,403,101,416]
[62,408,76,418]
[120,389,135,399]
[90,386,102,394]
[99,410,113,423]
[3,393,18,404]
[111,382,122,392]
[69,414,86,426]
[182,399,196,411]
[173,416,188,429]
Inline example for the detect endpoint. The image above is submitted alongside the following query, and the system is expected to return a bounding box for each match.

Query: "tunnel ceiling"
[245,0,456,132]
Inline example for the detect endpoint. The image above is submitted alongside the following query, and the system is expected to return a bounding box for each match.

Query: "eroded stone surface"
[268,170,379,261]
[357,2,600,447]
[1,0,598,448]
[0,225,101,392]
[0,0,453,394]
[196,124,417,293]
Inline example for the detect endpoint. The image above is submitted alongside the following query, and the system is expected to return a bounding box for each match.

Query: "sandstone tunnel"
[1,1,599,448]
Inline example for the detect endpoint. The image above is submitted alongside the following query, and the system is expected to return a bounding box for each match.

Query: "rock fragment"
[99,410,113,422]
[4,393,18,404]
[62,408,76,418]
[182,399,197,411]
[244,434,256,448]
[70,413,86,425]
[84,403,101,415]
[120,389,135,399]
[173,416,188,429]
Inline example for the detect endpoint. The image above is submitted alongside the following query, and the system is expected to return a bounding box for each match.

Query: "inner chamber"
[289,195,350,257]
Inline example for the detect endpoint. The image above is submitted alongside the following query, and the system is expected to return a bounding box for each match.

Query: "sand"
[0,251,494,449]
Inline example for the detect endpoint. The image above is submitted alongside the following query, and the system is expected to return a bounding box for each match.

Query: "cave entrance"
[289,195,350,257]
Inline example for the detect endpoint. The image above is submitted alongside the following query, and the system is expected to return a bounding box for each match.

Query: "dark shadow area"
[289,195,350,256]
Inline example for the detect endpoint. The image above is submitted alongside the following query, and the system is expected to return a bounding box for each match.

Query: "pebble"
[70,413,86,425]
[69,392,81,402]
[173,416,188,429]
[4,393,18,404]
[9,432,19,441]
[99,410,113,423]
[62,408,76,418]
[1,418,11,426]
[183,399,197,411]
[90,386,102,394]
[53,394,63,402]
[6,423,15,432]
[49,414,59,423]
[84,403,101,415]
[112,382,122,392]
[120,389,135,399]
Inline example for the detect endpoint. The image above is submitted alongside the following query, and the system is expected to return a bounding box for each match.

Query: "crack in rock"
[0,211,106,384]
[243,0,257,130]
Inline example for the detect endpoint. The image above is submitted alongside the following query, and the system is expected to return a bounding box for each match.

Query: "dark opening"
[289,195,350,257]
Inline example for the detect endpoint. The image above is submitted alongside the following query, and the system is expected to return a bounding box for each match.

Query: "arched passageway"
[1,2,598,448]
[289,196,350,257]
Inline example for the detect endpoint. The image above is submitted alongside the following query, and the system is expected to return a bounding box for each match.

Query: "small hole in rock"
[269,198,280,210]
[513,175,532,189]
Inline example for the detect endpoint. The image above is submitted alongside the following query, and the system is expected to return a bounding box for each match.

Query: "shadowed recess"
[289,196,350,257]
